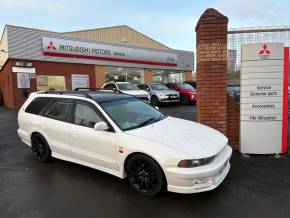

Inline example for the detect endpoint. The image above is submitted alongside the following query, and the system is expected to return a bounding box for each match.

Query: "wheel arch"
[122,152,167,186]
[29,130,50,147]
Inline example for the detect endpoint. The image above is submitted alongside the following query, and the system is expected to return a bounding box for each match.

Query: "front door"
[69,100,117,170]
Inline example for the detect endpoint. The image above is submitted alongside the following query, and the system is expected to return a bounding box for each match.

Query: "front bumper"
[160,98,180,103]
[189,95,197,102]
[165,145,232,194]
[158,95,180,103]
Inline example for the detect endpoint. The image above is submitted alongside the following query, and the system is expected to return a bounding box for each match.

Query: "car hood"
[152,90,178,95]
[121,90,149,96]
[126,117,228,158]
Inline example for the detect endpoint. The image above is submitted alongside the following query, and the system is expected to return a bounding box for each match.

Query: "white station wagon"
[17,90,232,196]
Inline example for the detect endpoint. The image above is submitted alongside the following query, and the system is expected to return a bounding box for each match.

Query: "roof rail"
[43,90,92,99]
[74,87,101,91]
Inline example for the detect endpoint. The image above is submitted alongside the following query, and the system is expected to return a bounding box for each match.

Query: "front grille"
[167,94,179,99]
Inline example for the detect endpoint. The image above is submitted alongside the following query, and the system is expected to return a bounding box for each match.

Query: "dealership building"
[0,25,194,109]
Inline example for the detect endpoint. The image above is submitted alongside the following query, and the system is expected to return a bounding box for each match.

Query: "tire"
[31,133,51,162]
[151,96,159,106]
[181,95,189,105]
[126,154,165,196]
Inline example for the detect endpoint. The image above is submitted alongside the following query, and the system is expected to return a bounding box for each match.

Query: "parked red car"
[165,83,197,104]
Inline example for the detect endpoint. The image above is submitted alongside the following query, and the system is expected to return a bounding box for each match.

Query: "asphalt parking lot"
[0,105,290,218]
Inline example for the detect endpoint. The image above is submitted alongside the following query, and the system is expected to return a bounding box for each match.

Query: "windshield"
[99,97,166,131]
[178,83,195,90]
[150,84,169,90]
[117,83,139,90]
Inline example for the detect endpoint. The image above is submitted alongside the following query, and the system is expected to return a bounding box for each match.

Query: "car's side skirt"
[51,152,124,179]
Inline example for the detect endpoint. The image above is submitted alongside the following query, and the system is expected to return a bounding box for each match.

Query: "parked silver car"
[138,83,180,106]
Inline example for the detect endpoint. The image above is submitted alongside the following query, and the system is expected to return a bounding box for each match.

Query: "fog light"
[192,177,214,185]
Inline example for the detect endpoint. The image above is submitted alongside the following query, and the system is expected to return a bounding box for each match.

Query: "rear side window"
[44,99,73,122]
[25,97,52,115]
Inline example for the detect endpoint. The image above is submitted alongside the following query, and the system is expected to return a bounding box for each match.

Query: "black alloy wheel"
[126,154,165,196]
[31,133,51,162]
[181,95,189,105]
[151,96,159,106]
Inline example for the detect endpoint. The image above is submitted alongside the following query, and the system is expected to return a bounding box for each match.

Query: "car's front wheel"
[31,133,51,162]
[126,154,165,196]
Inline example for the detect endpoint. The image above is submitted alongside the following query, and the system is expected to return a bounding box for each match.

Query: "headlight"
[157,92,167,97]
[177,156,215,168]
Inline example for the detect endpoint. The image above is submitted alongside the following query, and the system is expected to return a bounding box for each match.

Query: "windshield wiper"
[135,117,158,128]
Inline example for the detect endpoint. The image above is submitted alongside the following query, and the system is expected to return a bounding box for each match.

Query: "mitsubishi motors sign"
[240,43,288,154]
[42,37,178,67]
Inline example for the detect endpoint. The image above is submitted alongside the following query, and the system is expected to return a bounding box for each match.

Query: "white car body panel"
[17,92,232,194]
[126,117,228,158]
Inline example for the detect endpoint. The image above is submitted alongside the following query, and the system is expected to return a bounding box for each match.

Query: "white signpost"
[240,43,288,154]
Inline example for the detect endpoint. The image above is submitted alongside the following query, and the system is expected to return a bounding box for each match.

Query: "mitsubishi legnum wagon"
[17,90,232,196]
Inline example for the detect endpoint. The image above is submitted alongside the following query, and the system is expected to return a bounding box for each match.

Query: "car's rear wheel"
[31,133,51,162]
[126,154,165,196]
[151,96,159,106]
[181,95,189,105]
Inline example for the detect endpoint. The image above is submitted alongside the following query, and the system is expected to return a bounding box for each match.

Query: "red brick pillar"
[195,8,228,135]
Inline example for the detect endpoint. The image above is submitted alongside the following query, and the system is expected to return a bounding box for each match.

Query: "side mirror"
[146,87,150,91]
[94,122,109,131]
[112,88,117,92]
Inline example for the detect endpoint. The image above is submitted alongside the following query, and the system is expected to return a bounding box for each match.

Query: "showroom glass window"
[105,67,126,82]
[152,70,185,83]
[104,66,144,84]
[126,68,144,84]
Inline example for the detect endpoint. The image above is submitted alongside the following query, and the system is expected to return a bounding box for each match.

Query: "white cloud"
[214,0,290,26]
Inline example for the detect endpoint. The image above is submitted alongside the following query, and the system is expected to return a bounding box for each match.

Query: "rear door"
[39,98,73,156]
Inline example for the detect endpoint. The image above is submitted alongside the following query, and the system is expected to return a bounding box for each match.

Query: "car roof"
[89,91,133,103]
[37,90,133,104]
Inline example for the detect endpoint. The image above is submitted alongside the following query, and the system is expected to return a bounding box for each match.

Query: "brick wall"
[0,59,96,109]
[95,65,105,88]
[227,95,240,150]
[144,69,153,83]
[195,8,228,135]
[0,61,15,109]
[184,71,193,81]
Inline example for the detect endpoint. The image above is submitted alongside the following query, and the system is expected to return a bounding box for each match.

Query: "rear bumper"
[165,145,232,194]
[17,129,31,146]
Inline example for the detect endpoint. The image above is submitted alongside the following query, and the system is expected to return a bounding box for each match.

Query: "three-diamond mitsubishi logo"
[259,44,270,59]
[47,41,56,50]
